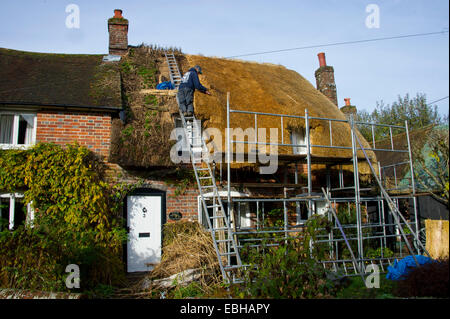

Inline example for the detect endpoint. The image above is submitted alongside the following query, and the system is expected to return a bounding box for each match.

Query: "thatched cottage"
[0,9,376,272]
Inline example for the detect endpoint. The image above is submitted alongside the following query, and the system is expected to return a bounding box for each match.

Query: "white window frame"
[290,129,307,155]
[0,193,34,230]
[0,112,37,150]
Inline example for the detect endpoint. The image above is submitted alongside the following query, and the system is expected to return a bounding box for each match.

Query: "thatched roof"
[0,48,122,110]
[185,54,376,165]
[109,48,376,171]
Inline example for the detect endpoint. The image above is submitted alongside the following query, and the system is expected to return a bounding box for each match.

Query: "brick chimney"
[315,52,338,106]
[340,98,357,119]
[108,9,129,56]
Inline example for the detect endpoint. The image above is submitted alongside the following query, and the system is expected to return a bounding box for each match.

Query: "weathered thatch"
[109,47,186,167]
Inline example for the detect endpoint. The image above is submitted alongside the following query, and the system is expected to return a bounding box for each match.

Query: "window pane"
[18,115,35,145]
[0,115,14,144]
[18,117,28,144]
[13,199,26,230]
[0,198,10,231]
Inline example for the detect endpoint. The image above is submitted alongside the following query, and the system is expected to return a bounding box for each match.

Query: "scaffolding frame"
[213,93,430,280]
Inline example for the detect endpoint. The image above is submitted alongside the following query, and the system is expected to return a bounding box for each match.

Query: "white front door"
[127,193,163,272]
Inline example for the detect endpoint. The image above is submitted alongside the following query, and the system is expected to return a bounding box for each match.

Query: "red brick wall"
[36,111,112,158]
[166,187,200,222]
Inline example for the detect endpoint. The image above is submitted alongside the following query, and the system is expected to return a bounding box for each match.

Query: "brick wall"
[315,66,338,107]
[105,163,201,222]
[108,23,128,56]
[36,111,112,158]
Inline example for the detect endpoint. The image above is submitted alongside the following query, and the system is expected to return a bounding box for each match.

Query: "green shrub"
[239,239,337,299]
[0,143,130,291]
[238,216,337,299]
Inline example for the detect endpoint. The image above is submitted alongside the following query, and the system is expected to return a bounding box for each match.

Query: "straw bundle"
[148,221,221,287]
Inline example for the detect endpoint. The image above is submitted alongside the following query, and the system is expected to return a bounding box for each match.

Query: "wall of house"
[36,111,112,158]
[105,163,201,222]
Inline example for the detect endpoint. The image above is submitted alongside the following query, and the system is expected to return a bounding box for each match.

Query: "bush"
[395,258,449,298]
[239,238,337,299]
[238,216,338,299]
[0,143,129,291]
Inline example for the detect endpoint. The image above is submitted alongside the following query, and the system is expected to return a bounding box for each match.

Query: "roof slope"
[186,54,374,161]
[0,48,121,108]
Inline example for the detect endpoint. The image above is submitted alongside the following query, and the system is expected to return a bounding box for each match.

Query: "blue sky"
[0,0,448,117]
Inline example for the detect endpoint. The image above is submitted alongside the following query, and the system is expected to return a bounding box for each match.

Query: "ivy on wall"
[0,142,133,291]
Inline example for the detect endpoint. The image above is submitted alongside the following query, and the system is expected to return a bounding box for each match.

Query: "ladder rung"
[224,265,241,270]
[201,185,214,188]
[207,204,221,209]
[199,176,212,180]
[210,215,225,219]
[220,252,237,256]
[216,239,232,243]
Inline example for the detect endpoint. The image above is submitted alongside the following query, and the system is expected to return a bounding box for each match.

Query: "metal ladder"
[164,51,182,88]
[178,111,243,284]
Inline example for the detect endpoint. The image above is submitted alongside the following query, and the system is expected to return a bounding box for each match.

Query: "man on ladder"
[177,65,211,117]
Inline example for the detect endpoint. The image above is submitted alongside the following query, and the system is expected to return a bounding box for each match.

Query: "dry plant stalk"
[143,221,222,292]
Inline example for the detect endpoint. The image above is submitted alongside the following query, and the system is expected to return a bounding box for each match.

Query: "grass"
[335,275,398,299]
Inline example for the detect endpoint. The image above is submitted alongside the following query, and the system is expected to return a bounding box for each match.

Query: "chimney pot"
[114,9,123,18]
[344,98,351,106]
[318,52,327,67]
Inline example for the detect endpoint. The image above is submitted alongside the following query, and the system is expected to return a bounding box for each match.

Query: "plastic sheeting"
[386,255,434,280]
[156,81,175,90]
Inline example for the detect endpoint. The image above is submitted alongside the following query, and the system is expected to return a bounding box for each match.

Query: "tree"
[357,93,444,141]
[411,127,449,206]
[356,93,448,206]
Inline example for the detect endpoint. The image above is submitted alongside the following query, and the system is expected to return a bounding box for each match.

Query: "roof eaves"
[0,101,123,113]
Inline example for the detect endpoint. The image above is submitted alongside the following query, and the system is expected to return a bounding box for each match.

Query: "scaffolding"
[198,93,431,281]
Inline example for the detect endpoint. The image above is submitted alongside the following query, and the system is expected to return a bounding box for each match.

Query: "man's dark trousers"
[177,86,194,114]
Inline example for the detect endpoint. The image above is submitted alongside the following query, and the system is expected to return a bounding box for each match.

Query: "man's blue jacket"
[178,68,208,93]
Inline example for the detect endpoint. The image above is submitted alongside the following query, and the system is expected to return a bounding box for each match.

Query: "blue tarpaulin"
[156,81,175,90]
[386,255,434,280]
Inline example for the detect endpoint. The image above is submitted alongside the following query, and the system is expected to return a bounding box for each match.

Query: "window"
[0,113,37,149]
[0,193,34,231]
[290,129,307,155]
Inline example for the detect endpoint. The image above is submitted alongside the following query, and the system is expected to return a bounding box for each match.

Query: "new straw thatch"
[110,47,376,172]
[185,54,376,172]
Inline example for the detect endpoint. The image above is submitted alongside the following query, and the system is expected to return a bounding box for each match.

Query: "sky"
[0,0,448,117]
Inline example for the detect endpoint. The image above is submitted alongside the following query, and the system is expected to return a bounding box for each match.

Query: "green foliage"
[365,247,394,259]
[170,281,205,299]
[357,93,444,141]
[0,143,130,291]
[238,217,337,299]
[122,125,134,138]
[335,276,398,299]
[239,239,336,298]
[144,94,158,106]
[138,66,157,88]
[412,127,449,205]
